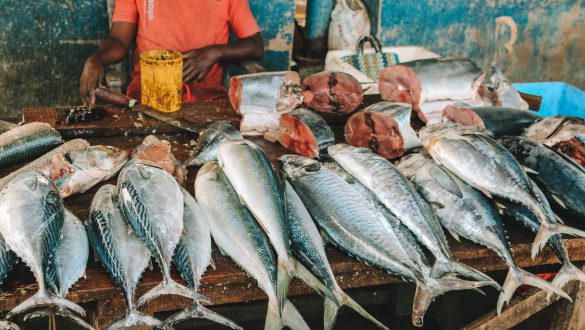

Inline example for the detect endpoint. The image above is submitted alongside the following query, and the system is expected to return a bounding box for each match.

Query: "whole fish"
[48,145,128,197]
[87,185,163,330]
[25,210,93,329]
[116,160,205,306]
[285,181,388,330]
[418,122,584,252]
[0,139,90,188]
[185,122,243,167]
[442,105,540,137]
[0,122,63,167]
[500,137,585,219]
[0,171,84,318]
[397,153,569,314]
[328,144,493,282]
[132,135,187,186]
[280,155,493,327]
[217,139,325,310]
[195,162,309,330]
[166,189,242,329]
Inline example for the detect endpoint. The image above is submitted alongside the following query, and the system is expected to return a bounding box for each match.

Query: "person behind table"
[79,0,263,105]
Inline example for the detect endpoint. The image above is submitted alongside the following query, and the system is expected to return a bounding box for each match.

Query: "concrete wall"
[363,0,585,90]
[0,0,295,118]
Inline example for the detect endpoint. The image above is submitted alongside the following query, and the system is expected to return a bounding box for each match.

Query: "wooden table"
[3,99,585,329]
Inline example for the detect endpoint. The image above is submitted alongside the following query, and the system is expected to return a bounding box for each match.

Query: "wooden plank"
[551,279,585,329]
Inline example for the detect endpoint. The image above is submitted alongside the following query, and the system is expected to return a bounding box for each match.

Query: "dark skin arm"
[79,22,137,105]
[183,32,264,83]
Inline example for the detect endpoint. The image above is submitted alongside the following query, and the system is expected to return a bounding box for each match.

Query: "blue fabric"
[514,82,585,119]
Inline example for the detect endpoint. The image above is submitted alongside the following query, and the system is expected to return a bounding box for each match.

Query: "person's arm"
[79,22,137,105]
[183,32,263,83]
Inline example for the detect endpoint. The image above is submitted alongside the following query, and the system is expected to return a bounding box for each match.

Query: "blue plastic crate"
[513,82,585,119]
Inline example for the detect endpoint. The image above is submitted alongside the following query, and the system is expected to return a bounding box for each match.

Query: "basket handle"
[357,35,383,55]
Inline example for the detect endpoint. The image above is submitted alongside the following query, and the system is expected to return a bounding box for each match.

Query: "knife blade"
[94,87,202,134]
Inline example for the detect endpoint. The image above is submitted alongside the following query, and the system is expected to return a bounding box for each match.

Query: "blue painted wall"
[0,0,294,117]
[365,0,585,90]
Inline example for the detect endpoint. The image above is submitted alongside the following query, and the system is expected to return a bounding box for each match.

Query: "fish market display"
[301,71,363,114]
[554,137,585,165]
[524,116,585,147]
[26,210,92,329]
[185,122,243,167]
[229,71,303,135]
[217,140,325,310]
[0,171,84,318]
[0,122,63,167]
[116,160,205,306]
[0,139,90,188]
[195,162,310,330]
[266,108,334,158]
[166,189,241,329]
[442,105,540,136]
[132,135,187,185]
[284,181,388,330]
[379,58,484,122]
[328,144,493,282]
[397,153,569,314]
[419,122,585,252]
[281,155,493,327]
[87,185,163,329]
[48,145,128,197]
[345,102,421,159]
[500,137,585,219]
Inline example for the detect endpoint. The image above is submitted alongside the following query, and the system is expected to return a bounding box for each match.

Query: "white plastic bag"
[328,0,370,51]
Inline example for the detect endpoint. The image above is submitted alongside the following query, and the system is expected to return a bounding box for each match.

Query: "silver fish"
[280,155,493,327]
[185,122,243,167]
[0,139,90,189]
[49,145,128,197]
[166,189,242,329]
[397,153,569,314]
[0,171,84,319]
[419,122,585,253]
[328,143,493,282]
[25,210,93,329]
[0,122,63,167]
[217,139,326,311]
[87,184,163,330]
[285,181,388,330]
[195,162,309,330]
[116,160,206,306]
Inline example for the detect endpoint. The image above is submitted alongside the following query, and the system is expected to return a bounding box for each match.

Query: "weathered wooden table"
[1,98,584,329]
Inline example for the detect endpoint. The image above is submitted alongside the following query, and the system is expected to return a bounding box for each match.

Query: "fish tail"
[550,263,585,297]
[7,290,85,320]
[164,303,242,329]
[106,310,165,330]
[532,223,585,259]
[330,288,390,330]
[135,279,210,307]
[264,297,283,330]
[24,308,94,330]
[282,300,310,330]
[430,260,501,290]
[497,267,571,315]
[276,256,293,313]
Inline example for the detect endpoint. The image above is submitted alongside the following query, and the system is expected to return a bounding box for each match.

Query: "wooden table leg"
[551,280,585,329]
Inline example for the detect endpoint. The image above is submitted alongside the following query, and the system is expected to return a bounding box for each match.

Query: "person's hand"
[183,46,221,83]
[79,54,104,105]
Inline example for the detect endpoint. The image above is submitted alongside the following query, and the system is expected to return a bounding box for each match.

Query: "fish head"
[196,161,221,182]
[132,136,186,184]
[278,154,320,179]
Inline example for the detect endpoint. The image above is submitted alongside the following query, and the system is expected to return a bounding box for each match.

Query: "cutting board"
[22,96,240,138]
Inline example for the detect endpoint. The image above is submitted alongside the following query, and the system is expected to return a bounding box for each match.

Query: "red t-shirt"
[112,0,261,102]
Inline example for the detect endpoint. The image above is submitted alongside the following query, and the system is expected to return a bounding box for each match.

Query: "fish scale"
[0,122,64,167]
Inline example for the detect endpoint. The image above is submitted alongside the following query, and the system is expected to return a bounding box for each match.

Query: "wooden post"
[551,280,585,329]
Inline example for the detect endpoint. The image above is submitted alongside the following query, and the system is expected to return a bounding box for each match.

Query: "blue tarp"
[514,82,585,119]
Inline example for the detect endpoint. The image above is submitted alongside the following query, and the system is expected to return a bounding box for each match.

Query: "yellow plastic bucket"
[140,50,183,112]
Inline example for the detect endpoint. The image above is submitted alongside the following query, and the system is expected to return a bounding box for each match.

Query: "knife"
[94,87,201,134]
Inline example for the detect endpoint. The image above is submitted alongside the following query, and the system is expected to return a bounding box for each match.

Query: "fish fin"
[494,201,507,210]
[282,300,310,330]
[427,202,445,209]
[25,308,94,330]
[209,256,216,270]
[497,267,571,315]
[430,260,501,290]
[324,298,340,330]
[7,291,85,319]
[532,223,585,259]
[135,279,210,307]
[522,166,539,175]
[293,259,329,298]
[265,297,283,330]
[549,263,585,300]
[276,256,292,314]
[479,188,493,199]
[106,310,165,330]
[331,287,390,330]
[551,194,567,209]
[446,228,461,242]
[164,303,242,329]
